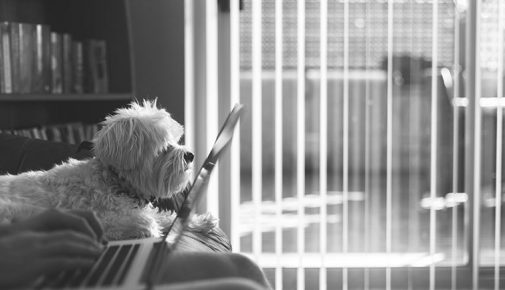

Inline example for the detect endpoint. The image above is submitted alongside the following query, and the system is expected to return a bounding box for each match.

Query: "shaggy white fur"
[0,100,216,240]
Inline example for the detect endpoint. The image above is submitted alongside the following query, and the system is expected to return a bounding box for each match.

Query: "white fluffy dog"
[0,100,215,240]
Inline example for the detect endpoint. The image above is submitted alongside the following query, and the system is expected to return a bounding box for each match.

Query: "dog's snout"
[184,152,194,163]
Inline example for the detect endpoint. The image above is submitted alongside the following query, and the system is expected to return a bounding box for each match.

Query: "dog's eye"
[162,145,174,153]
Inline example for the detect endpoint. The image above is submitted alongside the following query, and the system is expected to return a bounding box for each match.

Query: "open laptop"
[37,104,244,290]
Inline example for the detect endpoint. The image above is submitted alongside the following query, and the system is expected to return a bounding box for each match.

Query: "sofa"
[0,133,231,253]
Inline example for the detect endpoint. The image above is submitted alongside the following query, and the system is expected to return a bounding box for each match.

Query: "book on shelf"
[94,40,109,93]
[18,23,35,94]
[30,127,41,139]
[39,127,48,140]
[51,126,62,142]
[62,33,72,93]
[0,22,9,93]
[33,24,51,93]
[73,123,86,143]
[58,124,72,144]
[0,22,12,93]
[50,32,63,93]
[0,32,2,93]
[72,41,84,93]
[9,22,21,93]
[84,39,109,93]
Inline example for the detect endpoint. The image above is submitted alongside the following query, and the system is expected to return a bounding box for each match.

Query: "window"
[185,0,505,289]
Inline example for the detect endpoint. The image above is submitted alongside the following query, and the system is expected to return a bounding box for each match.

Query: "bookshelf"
[0,0,134,131]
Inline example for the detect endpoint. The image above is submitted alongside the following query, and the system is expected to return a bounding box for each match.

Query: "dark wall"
[128,0,185,123]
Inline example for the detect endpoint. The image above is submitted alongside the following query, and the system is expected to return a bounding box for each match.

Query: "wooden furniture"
[0,0,134,130]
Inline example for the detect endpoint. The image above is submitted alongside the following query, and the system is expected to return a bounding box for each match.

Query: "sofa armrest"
[0,133,93,175]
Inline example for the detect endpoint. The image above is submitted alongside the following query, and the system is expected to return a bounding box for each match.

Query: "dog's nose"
[184,152,194,163]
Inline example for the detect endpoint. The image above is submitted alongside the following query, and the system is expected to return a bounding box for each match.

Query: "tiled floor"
[238,172,504,288]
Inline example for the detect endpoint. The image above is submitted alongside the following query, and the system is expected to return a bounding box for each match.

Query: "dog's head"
[93,99,193,200]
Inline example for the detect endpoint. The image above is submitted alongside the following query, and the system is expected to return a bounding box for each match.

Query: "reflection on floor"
[239,175,468,267]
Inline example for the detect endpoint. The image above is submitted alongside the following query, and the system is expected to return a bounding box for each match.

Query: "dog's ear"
[93,117,160,170]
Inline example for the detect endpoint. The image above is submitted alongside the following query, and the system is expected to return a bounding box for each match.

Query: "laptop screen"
[145,103,244,287]
[165,103,243,245]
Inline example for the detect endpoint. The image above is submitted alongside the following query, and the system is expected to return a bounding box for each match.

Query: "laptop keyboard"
[40,243,141,289]
[140,242,163,283]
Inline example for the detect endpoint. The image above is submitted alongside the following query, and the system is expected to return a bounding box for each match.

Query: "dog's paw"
[106,227,157,240]
[188,212,218,234]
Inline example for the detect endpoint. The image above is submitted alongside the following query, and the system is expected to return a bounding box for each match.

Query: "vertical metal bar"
[472,4,482,287]
[274,0,283,288]
[251,0,262,261]
[217,0,232,242]
[191,2,208,209]
[465,0,482,289]
[451,3,461,290]
[494,1,504,289]
[319,0,328,290]
[430,1,439,290]
[385,0,393,289]
[230,0,241,254]
[184,0,195,162]
[364,0,371,289]
[205,0,219,219]
[408,2,415,289]
[297,0,306,289]
[342,0,350,289]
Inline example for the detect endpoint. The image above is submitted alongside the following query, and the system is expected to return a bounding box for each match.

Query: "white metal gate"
[185,1,505,289]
